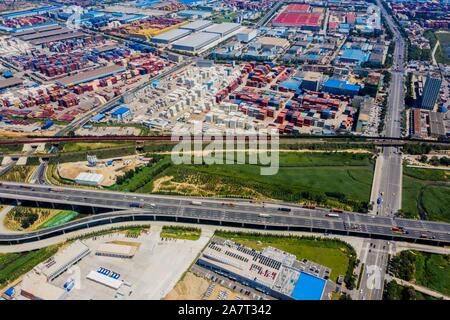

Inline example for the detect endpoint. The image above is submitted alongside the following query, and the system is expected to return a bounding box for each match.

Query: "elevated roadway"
[0,182,449,246]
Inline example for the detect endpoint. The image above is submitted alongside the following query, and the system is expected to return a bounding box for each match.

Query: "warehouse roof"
[256,36,290,48]
[112,107,130,116]
[340,49,368,63]
[30,31,87,45]
[57,64,125,87]
[180,19,213,31]
[86,270,122,289]
[21,273,66,300]
[0,77,22,89]
[38,240,90,280]
[323,79,360,92]
[203,22,241,36]
[75,172,104,184]
[172,32,220,50]
[152,28,192,42]
[19,26,72,41]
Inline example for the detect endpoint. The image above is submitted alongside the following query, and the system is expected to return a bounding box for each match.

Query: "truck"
[302,204,316,209]
[191,201,202,206]
[129,203,144,208]
[259,213,272,218]
[330,208,344,213]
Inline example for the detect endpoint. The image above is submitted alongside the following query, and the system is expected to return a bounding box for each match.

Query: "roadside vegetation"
[0,245,60,289]
[114,152,374,212]
[401,167,449,222]
[161,226,201,241]
[0,165,36,182]
[215,231,358,288]
[4,206,79,231]
[391,250,450,297]
[383,281,438,300]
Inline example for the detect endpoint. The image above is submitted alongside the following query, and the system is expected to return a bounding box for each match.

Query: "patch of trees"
[10,207,44,229]
[392,250,416,281]
[384,281,417,300]
[403,143,437,155]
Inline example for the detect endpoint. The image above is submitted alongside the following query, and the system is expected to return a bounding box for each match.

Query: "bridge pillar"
[91,207,95,214]
[132,216,135,221]
[197,218,200,223]
[71,204,75,211]
[35,201,40,208]
[51,202,55,209]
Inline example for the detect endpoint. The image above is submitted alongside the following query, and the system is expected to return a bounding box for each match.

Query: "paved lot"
[50,226,213,300]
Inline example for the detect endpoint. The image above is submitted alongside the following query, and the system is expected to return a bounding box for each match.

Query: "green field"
[61,142,133,153]
[425,29,450,65]
[402,167,449,221]
[161,226,201,241]
[392,250,450,297]
[0,246,59,288]
[37,210,79,229]
[215,231,357,285]
[122,152,374,212]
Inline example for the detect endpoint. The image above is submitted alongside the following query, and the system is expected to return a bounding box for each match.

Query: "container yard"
[0,14,174,133]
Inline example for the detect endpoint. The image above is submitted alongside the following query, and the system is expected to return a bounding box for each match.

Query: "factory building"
[57,64,126,87]
[300,72,322,92]
[172,32,220,53]
[203,23,241,37]
[75,172,104,186]
[33,240,90,281]
[180,20,213,32]
[235,27,258,43]
[151,28,192,44]
[111,107,132,121]
[322,79,360,97]
[197,238,328,300]
[421,74,442,110]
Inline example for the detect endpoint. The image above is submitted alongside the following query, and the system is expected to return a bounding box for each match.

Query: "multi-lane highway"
[0,182,449,246]
[357,0,407,301]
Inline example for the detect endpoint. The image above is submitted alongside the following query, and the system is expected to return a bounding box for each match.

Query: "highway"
[0,182,449,246]
[357,0,407,301]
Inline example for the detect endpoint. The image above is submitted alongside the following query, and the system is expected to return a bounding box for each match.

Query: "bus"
[191,201,202,206]
[326,213,340,218]
[259,213,272,218]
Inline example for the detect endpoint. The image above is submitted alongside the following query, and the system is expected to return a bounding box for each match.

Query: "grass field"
[160,226,201,241]
[402,167,449,221]
[215,231,356,283]
[37,210,79,229]
[0,245,59,289]
[61,142,133,153]
[128,152,374,212]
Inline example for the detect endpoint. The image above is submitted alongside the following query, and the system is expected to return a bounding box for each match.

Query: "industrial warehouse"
[196,238,331,300]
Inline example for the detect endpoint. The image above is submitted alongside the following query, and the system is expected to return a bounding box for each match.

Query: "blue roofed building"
[291,272,326,300]
[338,49,369,65]
[322,79,360,96]
[111,107,132,122]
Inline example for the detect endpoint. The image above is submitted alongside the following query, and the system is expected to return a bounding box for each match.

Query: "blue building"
[339,49,369,65]
[322,79,360,97]
[111,107,132,121]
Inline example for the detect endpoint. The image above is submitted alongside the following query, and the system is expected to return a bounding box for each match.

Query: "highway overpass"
[0,182,449,246]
